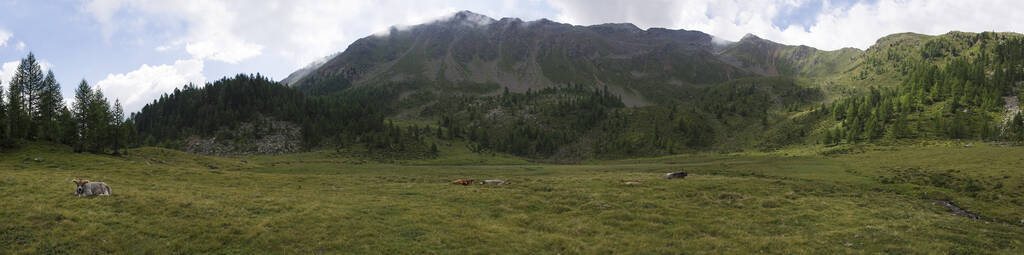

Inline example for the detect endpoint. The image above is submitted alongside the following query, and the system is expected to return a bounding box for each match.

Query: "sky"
[0,0,1022,114]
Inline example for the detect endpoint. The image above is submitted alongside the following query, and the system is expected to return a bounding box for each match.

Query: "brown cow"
[451,179,474,185]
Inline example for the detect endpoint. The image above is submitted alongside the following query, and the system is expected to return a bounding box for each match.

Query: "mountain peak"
[590,23,642,33]
[740,33,762,41]
[448,10,496,26]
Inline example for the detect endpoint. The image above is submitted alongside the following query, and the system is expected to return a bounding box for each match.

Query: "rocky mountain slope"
[287,11,771,105]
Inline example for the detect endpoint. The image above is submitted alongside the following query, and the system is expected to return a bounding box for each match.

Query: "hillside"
[123,12,1024,159]
[288,11,751,105]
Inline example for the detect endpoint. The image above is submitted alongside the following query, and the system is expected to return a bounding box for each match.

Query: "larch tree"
[38,70,64,141]
[86,88,111,153]
[0,81,7,146]
[72,80,93,152]
[9,53,44,140]
[110,99,125,155]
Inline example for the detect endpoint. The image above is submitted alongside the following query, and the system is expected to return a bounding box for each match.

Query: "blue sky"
[1,0,1021,113]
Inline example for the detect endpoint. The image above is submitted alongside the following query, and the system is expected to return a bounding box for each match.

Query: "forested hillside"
[3,12,1024,161]
[131,74,436,157]
[821,35,1024,144]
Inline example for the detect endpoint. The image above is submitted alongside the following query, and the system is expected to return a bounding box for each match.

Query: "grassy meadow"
[2,141,1024,254]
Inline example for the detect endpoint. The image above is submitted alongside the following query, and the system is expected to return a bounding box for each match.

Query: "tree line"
[0,53,133,154]
[131,74,435,157]
[823,37,1024,145]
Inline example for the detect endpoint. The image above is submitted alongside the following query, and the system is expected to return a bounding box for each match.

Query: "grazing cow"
[451,179,474,185]
[480,180,508,185]
[72,178,112,197]
[664,171,688,179]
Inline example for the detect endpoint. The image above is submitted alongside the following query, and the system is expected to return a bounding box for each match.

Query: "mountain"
[718,33,863,78]
[129,11,1024,159]
[281,53,338,86]
[287,10,757,105]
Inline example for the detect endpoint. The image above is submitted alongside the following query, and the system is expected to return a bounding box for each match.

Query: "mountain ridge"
[128,10,1024,159]
[286,10,763,105]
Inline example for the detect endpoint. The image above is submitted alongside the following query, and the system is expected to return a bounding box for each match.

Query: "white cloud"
[0,61,19,85]
[1,59,54,85]
[84,0,264,63]
[0,28,10,47]
[78,0,552,116]
[83,0,127,39]
[81,0,551,70]
[185,40,263,64]
[94,59,206,113]
[547,0,1024,50]
[16,41,25,51]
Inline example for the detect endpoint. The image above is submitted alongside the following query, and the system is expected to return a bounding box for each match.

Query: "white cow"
[72,178,112,197]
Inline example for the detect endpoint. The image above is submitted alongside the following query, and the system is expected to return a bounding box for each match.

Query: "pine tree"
[72,80,93,152]
[1011,112,1024,141]
[87,89,111,153]
[122,118,137,150]
[9,52,45,140]
[110,100,125,155]
[37,70,64,141]
[58,106,77,145]
[0,81,7,147]
[822,128,834,145]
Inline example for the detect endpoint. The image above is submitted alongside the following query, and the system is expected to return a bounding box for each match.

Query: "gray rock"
[206,164,219,169]
[623,181,641,185]
[480,180,508,185]
[665,171,688,179]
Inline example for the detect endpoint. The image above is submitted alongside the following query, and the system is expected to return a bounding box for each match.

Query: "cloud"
[16,41,25,51]
[0,28,10,47]
[0,61,18,85]
[83,0,264,63]
[1,59,55,86]
[547,0,1024,50]
[83,0,127,39]
[185,40,263,64]
[94,59,206,113]
[81,0,553,70]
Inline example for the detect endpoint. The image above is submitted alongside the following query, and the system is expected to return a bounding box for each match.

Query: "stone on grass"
[664,171,688,179]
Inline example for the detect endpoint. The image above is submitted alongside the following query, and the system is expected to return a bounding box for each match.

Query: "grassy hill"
[3,142,1023,253]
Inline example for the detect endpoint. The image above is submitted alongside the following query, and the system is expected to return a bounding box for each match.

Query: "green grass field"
[2,141,1024,254]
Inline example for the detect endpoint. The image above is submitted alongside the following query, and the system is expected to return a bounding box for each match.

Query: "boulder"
[480,180,508,185]
[664,171,688,179]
